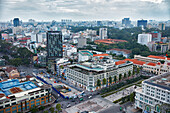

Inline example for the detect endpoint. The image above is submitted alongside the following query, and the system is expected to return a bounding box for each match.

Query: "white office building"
[135,72,170,113]
[138,34,152,46]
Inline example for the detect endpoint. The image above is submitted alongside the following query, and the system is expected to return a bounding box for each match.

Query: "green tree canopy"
[103,78,107,85]
[97,79,101,87]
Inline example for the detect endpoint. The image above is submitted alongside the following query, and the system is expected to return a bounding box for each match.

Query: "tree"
[97,79,101,87]
[137,67,140,74]
[30,106,38,113]
[128,71,131,77]
[56,104,62,112]
[55,111,58,113]
[43,111,48,113]
[133,69,135,75]
[103,78,107,85]
[119,74,122,81]
[2,55,9,61]
[130,92,135,102]
[109,76,112,84]
[114,76,117,83]
[124,73,127,79]
[39,106,45,110]
[50,107,55,113]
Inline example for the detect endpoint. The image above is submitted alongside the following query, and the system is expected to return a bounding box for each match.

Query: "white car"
[67,104,71,108]
[88,96,92,99]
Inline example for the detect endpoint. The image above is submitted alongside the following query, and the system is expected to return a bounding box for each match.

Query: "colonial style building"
[135,72,170,113]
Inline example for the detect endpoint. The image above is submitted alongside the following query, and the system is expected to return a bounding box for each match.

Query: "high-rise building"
[99,28,107,39]
[97,21,102,26]
[158,23,165,30]
[135,72,170,113]
[137,34,152,46]
[47,31,63,72]
[137,20,147,28]
[122,18,131,27]
[13,18,20,27]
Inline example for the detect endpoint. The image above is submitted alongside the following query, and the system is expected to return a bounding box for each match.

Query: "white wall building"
[99,28,107,39]
[135,73,170,113]
[138,34,152,46]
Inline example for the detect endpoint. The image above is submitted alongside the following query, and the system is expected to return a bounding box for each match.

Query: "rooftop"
[0,79,40,98]
[107,48,131,54]
[143,72,170,90]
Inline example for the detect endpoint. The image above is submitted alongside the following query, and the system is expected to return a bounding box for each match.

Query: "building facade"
[66,61,133,91]
[99,28,107,39]
[137,20,147,28]
[13,18,20,27]
[138,34,152,46]
[0,79,52,113]
[47,31,63,72]
[135,72,170,113]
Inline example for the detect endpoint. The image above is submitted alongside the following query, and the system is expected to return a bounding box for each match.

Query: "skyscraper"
[47,31,63,72]
[137,19,147,28]
[99,28,107,39]
[122,18,131,27]
[13,18,20,27]
[158,23,165,30]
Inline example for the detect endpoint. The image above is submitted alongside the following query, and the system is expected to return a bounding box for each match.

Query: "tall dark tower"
[13,18,20,27]
[47,31,63,72]
[137,19,147,28]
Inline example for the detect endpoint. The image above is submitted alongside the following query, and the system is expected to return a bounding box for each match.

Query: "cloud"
[0,0,169,21]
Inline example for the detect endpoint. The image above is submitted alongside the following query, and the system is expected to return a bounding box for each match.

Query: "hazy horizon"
[0,0,169,22]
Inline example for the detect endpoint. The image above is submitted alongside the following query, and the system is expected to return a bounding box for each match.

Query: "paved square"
[65,97,113,113]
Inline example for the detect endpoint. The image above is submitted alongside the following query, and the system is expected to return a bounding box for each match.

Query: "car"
[88,96,92,99]
[67,104,71,108]
[72,99,75,102]
[80,98,83,101]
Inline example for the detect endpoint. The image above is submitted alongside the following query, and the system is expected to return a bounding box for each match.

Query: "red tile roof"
[147,55,167,60]
[93,54,109,57]
[4,67,17,73]
[124,59,145,66]
[115,60,126,65]
[147,62,157,66]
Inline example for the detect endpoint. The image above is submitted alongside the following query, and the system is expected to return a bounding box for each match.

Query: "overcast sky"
[0,0,169,22]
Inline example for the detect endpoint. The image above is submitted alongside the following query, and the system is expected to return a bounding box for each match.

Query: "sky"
[0,0,169,22]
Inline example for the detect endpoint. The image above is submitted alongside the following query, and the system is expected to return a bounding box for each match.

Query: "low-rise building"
[134,55,170,63]
[143,59,170,75]
[66,61,133,91]
[135,72,170,113]
[0,78,53,113]
[106,48,131,58]
[4,67,20,79]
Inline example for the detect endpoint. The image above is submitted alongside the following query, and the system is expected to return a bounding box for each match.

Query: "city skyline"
[0,0,169,22]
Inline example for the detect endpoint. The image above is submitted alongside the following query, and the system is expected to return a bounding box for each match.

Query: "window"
[36,99,40,102]
[31,101,35,104]
[41,94,44,97]
[36,103,40,106]
[31,104,35,108]
[46,100,48,103]
[0,106,3,109]
[18,109,21,112]
[41,98,44,100]
[18,105,21,108]
[36,95,39,98]
[30,97,34,100]
[6,108,10,112]
[41,101,45,104]
[12,110,17,113]
[12,102,16,105]
[12,107,16,110]
[5,104,10,107]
